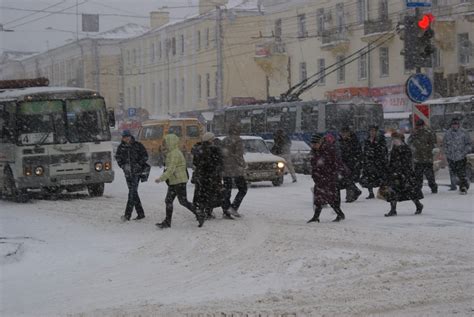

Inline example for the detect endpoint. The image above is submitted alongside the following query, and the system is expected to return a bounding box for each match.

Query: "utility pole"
[415,7,421,74]
[216,5,224,109]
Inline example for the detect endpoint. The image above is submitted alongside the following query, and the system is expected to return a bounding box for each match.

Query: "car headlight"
[34,166,44,176]
[277,162,285,169]
[104,161,112,171]
[95,162,103,172]
[24,166,32,176]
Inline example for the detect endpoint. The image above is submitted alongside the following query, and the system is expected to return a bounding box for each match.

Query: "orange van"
[137,118,205,166]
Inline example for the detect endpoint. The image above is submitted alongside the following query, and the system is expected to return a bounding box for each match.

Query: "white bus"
[0,79,115,201]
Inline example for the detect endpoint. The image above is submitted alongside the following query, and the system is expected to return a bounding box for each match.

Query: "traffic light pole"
[415,7,421,74]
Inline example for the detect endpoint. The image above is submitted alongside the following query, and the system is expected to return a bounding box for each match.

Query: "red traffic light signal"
[418,13,435,30]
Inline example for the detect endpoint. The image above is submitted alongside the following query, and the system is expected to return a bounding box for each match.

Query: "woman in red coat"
[308,133,346,223]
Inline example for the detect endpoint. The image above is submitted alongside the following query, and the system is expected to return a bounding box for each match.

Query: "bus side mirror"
[108,109,116,128]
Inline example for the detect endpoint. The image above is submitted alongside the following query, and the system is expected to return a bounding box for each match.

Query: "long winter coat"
[159,134,189,185]
[311,142,344,205]
[221,135,246,177]
[408,127,437,163]
[443,127,472,162]
[192,141,224,209]
[339,132,363,182]
[386,143,423,202]
[115,137,148,177]
[361,136,388,188]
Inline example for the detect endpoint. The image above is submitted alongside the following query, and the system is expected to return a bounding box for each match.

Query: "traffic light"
[402,13,435,69]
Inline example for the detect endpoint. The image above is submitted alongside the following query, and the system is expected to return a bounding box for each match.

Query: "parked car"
[264,139,312,175]
[219,136,286,186]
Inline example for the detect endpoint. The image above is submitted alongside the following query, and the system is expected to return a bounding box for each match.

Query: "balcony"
[320,29,349,53]
[361,19,393,42]
[254,40,288,76]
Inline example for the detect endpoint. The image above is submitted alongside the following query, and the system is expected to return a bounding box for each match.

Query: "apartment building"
[121,0,267,117]
[259,0,474,112]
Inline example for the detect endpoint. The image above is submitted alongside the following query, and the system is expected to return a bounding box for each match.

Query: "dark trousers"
[313,190,344,219]
[345,181,362,200]
[448,159,469,191]
[125,175,144,219]
[414,162,438,192]
[222,176,248,211]
[164,183,196,224]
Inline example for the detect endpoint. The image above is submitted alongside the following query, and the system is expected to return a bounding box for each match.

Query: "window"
[133,87,137,106]
[172,37,176,56]
[173,79,177,105]
[139,85,143,106]
[206,28,210,48]
[0,103,15,143]
[133,49,137,64]
[433,47,441,68]
[180,78,185,105]
[300,62,307,82]
[142,126,164,139]
[379,47,389,77]
[275,19,282,41]
[150,43,155,63]
[357,0,365,24]
[297,14,307,38]
[317,9,325,34]
[180,35,185,55]
[158,81,162,109]
[168,126,182,137]
[197,75,202,99]
[206,73,211,98]
[127,50,131,64]
[359,53,367,80]
[336,3,344,33]
[151,82,156,110]
[159,41,162,60]
[127,88,131,106]
[379,0,388,20]
[197,30,201,51]
[337,55,345,83]
[458,33,470,65]
[138,47,142,65]
[186,125,200,138]
[318,58,325,84]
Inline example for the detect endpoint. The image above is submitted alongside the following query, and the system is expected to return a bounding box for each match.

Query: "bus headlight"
[34,166,44,176]
[277,162,285,169]
[24,166,32,176]
[95,162,103,172]
[104,161,112,171]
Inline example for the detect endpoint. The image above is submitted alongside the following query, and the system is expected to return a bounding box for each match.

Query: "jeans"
[414,162,438,192]
[222,176,248,211]
[125,175,144,219]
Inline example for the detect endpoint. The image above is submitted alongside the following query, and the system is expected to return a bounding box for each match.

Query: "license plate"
[59,179,83,185]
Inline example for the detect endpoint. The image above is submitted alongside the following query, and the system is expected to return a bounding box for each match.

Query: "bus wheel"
[272,176,284,187]
[3,168,29,202]
[88,183,105,197]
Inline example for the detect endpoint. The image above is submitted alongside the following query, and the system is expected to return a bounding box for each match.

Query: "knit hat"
[121,129,132,137]
[451,118,460,125]
[202,132,215,142]
[311,133,324,143]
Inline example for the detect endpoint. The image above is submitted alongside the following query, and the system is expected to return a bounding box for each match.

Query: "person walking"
[115,130,148,221]
[272,129,297,183]
[407,119,438,193]
[192,132,226,220]
[221,124,247,218]
[384,132,424,217]
[443,118,472,195]
[155,134,205,228]
[339,126,362,202]
[360,125,388,199]
[307,133,346,223]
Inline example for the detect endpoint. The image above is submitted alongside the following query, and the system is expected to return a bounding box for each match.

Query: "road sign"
[128,108,137,117]
[413,104,430,126]
[406,0,432,7]
[406,74,432,103]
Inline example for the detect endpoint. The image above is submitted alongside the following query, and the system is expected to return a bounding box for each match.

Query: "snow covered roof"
[0,50,39,63]
[424,95,474,105]
[90,23,149,40]
[0,86,98,101]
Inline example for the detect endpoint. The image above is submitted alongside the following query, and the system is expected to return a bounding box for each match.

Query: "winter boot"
[156,220,171,229]
[385,202,397,217]
[366,193,375,199]
[460,188,468,195]
[307,206,322,223]
[223,210,234,219]
[121,215,130,222]
[414,201,423,215]
[332,208,345,222]
[229,207,241,218]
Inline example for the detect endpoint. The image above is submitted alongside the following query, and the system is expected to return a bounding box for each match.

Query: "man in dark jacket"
[361,125,388,199]
[408,119,438,193]
[115,130,149,221]
[339,127,362,202]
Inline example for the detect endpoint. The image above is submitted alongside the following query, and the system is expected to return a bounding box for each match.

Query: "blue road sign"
[128,108,137,117]
[406,73,433,103]
[406,0,432,8]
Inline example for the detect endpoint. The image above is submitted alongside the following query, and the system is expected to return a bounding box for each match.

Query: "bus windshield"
[17,100,65,145]
[65,98,111,143]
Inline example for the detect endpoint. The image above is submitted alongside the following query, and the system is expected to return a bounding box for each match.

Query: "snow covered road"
[1,168,473,316]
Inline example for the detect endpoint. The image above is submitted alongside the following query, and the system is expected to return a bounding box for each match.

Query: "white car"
[264,139,312,175]
[220,136,287,186]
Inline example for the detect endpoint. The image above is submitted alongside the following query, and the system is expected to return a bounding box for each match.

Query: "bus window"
[65,98,110,143]
[186,125,200,138]
[143,126,163,139]
[0,103,14,143]
[301,104,318,132]
[168,126,182,137]
[251,109,265,133]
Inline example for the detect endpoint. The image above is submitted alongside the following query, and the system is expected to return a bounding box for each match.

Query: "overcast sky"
[0,0,198,53]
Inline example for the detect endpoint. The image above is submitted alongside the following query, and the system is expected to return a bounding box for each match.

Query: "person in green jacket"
[155,134,205,228]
